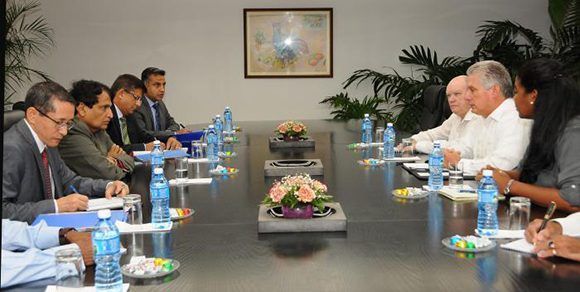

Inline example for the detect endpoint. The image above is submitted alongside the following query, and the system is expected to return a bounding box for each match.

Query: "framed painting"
[243,8,333,78]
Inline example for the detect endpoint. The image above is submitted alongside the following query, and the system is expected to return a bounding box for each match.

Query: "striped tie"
[120,117,131,145]
[41,149,53,199]
[152,103,161,131]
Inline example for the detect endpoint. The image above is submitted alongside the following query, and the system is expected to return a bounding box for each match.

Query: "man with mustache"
[2,81,129,223]
[59,80,134,180]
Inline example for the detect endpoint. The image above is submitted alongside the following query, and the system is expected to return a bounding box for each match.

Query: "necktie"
[41,149,53,199]
[152,103,161,131]
[119,117,131,145]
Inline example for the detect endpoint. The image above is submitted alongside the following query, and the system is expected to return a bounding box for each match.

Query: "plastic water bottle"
[383,123,396,159]
[206,125,219,162]
[361,114,373,145]
[224,106,233,133]
[214,114,223,145]
[428,141,444,191]
[92,209,123,291]
[150,140,164,172]
[477,170,499,236]
[150,167,171,229]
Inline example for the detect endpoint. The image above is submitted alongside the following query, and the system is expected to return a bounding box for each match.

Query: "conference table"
[11,120,580,291]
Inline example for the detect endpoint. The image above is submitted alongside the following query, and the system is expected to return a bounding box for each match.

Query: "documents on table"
[382,156,422,162]
[133,149,188,161]
[115,221,173,233]
[475,229,525,239]
[168,178,212,185]
[500,238,535,254]
[45,284,130,292]
[33,210,127,229]
[438,186,476,201]
[87,197,124,211]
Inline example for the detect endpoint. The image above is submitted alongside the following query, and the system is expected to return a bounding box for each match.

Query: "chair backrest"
[3,110,25,132]
[419,85,447,131]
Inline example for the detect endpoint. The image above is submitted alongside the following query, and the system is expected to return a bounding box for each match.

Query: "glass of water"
[123,194,143,225]
[175,149,189,182]
[55,248,84,288]
[448,162,464,188]
[401,138,414,157]
[375,127,385,144]
[191,140,204,159]
[509,197,531,230]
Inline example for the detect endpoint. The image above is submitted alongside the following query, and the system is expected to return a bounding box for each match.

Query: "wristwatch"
[59,228,76,245]
[503,179,515,195]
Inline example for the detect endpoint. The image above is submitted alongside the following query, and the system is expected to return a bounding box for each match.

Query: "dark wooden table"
[10,120,580,291]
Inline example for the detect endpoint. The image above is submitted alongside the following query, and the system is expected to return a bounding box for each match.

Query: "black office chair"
[419,85,447,131]
[3,110,25,132]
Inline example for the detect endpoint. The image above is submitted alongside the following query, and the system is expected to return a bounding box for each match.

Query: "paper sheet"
[168,178,212,186]
[45,284,130,292]
[87,197,124,211]
[500,238,535,254]
[115,221,173,234]
[475,229,525,239]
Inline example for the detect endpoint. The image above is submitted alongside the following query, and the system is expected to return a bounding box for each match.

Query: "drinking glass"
[191,141,204,159]
[55,248,84,289]
[375,127,385,144]
[448,162,464,188]
[123,194,143,225]
[176,148,189,182]
[401,138,414,157]
[509,197,531,230]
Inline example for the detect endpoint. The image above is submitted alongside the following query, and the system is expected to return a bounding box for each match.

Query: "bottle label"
[93,236,120,255]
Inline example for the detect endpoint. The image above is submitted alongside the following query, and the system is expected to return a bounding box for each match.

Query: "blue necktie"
[152,103,161,131]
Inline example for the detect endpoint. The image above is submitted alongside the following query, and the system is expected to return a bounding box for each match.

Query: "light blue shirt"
[1,220,64,288]
[145,96,159,131]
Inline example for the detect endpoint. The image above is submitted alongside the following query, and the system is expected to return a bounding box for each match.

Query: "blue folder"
[134,149,189,162]
[32,210,127,229]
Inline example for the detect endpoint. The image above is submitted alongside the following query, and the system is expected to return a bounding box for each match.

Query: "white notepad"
[45,284,130,292]
[115,221,173,234]
[500,238,535,254]
[168,178,212,185]
[475,229,525,239]
[438,186,476,201]
[87,197,124,211]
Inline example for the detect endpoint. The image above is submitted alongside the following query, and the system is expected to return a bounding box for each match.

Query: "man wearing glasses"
[130,67,186,149]
[107,74,162,153]
[2,81,129,223]
[59,80,135,181]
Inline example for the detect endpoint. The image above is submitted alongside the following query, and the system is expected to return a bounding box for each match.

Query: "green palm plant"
[4,0,54,106]
[319,92,391,121]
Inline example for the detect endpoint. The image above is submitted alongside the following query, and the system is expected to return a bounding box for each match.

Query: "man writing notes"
[400,75,481,154]
[2,81,129,223]
[130,67,184,149]
[59,80,135,180]
[444,61,531,174]
[107,74,159,153]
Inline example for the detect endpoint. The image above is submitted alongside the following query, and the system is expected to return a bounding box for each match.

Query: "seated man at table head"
[401,75,481,154]
[2,81,129,223]
[483,58,580,212]
[107,74,166,153]
[1,219,93,288]
[129,67,185,149]
[59,80,135,180]
[444,60,531,174]
[524,212,580,262]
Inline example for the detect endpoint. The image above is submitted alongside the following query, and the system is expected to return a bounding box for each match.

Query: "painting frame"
[243,8,333,78]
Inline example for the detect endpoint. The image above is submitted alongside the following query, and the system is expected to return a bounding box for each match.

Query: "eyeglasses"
[125,90,142,101]
[34,107,74,130]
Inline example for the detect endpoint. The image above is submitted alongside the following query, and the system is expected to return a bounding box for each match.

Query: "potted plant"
[262,174,332,219]
[275,121,308,141]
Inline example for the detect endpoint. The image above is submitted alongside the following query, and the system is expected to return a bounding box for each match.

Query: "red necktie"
[41,149,53,199]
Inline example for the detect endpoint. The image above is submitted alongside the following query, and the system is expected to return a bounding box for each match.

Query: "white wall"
[24,0,549,124]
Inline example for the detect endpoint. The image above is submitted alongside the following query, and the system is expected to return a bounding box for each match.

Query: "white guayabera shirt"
[412,110,481,154]
[459,98,532,175]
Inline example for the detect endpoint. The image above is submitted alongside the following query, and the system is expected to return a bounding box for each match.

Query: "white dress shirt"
[553,212,580,235]
[23,119,58,212]
[1,220,81,288]
[459,98,532,174]
[412,111,481,154]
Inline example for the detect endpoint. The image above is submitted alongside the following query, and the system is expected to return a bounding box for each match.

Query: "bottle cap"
[387,123,393,127]
[225,106,230,110]
[482,169,493,177]
[153,168,164,174]
[97,209,111,219]
[433,141,441,146]
[364,113,369,118]
[208,125,215,128]
[216,114,221,118]
[153,140,161,145]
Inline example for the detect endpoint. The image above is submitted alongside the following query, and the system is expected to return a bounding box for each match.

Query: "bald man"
[400,75,481,154]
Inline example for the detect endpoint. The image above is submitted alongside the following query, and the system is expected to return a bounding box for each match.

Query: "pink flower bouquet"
[275,121,307,140]
[262,174,332,218]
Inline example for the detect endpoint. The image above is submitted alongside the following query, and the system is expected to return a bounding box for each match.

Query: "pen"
[459,189,477,193]
[68,184,79,194]
[179,123,186,129]
[538,201,557,232]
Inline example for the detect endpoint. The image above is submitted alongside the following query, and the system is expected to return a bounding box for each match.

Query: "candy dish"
[392,187,429,199]
[170,208,194,221]
[357,158,385,166]
[121,257,180,279]
[209,165,239,176]
[218,151,238,158]
[442,235,496,253]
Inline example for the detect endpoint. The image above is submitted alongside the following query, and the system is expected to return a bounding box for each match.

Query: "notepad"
[500,238,535,254]
[475,229,525,239]
[133,149,189,161]
[33,210,127,229]
[438,186,477,201]
[87,197,124,211]
[382,156,422,162]
[115,221,173,234]
[45,283,130,292]
[168,178,212,185]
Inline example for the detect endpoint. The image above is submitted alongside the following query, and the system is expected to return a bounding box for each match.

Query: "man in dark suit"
[129,67,186,149]
[2,81,129,223]
[107,74,160,153]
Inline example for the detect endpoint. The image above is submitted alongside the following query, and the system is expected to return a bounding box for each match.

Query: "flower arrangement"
[262,174,332,218]
[275,120,307,140]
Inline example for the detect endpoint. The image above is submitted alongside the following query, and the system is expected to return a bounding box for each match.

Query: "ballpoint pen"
[538,201,557,232]
[68,184,79,194]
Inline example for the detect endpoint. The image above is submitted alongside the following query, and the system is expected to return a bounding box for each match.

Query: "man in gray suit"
[129,67,184,149]
[2,81,129,223]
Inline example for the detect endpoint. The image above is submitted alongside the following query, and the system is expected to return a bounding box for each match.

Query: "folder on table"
[32,210,127,229]
[133,149,189,162]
